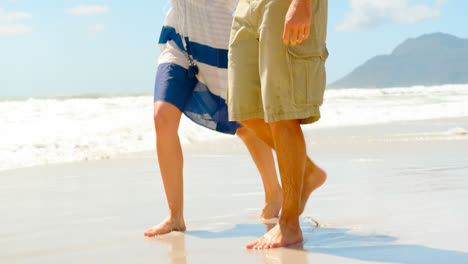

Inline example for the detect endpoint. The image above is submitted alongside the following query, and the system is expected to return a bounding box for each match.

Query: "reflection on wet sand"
[145,220,311,264]
[142,216,468,264]
[146,232,186,264]
[248,242,310,264]
[247,220,310,264]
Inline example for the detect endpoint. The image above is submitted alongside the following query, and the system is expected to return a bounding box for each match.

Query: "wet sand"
[1,118,468,263]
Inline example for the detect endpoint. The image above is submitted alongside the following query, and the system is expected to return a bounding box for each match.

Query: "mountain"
[329,33,468,88]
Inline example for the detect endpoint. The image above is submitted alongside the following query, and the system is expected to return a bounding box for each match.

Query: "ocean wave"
[1,84,468,171]
[446,127,468,136]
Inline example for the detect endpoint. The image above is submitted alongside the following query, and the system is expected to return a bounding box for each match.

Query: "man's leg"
[241,119,326,248]
[251,119,306,248]
[144,101,186,236]
[241,119,326,214]
[236,127,282,219]
[301,156,326,215]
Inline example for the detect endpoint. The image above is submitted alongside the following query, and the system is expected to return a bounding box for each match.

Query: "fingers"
[297,24,306,44]
[304,25,310,40]
[290,27,298,46]
[283,23,311,46]
[283,23,291,45]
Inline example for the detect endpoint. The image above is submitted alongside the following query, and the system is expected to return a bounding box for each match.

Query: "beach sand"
[1,118,468,263]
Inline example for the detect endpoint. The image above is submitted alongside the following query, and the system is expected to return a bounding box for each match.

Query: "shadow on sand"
[185,220,468,264]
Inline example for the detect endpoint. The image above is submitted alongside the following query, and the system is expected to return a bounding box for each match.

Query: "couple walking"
[144,0,329,249]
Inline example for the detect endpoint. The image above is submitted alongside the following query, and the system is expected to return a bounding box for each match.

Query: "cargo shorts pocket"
[286,41,327,106]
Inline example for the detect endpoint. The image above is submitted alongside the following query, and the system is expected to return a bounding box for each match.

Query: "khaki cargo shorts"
[227,0,328,124]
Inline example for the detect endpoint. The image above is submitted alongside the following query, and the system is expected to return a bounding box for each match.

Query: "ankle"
[168,212,184,222]
[265,188,282,201]
[279,216,300,228]
[265,196,282,205]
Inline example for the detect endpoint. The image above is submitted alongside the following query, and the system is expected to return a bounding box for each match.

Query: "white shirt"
[158,0,238,99]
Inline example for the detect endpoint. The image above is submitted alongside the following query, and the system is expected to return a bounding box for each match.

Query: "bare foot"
[246,221,303,249]
[261,195,282,219]
[299,164,327,215]
[144,216,186,237]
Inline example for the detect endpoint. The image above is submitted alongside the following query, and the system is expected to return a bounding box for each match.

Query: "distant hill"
[329,33,468,88]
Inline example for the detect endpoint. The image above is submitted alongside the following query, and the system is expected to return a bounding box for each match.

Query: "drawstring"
[173,0,199,79]
[185,41,199,78]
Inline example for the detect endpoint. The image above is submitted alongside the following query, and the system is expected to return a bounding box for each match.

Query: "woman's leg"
[144,101,186,236]
[236,127,282,219]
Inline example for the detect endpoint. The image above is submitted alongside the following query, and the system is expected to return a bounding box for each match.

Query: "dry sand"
[1,118,468,263]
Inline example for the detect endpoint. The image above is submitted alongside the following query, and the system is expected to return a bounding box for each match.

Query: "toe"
[254,240,264,249]
[258,241,268,249]
[144,229,152,236]
[247,235,266,249]
[269,241,281,248]
[246,241,256,249]
[246,239,260,249]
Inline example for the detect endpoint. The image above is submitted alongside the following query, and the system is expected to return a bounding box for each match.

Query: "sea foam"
[1,84,468,171]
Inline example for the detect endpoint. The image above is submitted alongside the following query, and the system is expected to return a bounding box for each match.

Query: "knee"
[153,105,179,135]
[236,127,253,141]
[269,120,301,136]
[239,119,264,131]
[153,110,168,134]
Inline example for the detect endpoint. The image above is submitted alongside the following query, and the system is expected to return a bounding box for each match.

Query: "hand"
[283,0,312,46]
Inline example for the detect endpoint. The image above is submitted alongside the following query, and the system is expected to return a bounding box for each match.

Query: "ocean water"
[1,84,468,171]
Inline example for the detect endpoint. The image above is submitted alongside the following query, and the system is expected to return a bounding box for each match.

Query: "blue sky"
[0,0,467,97]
